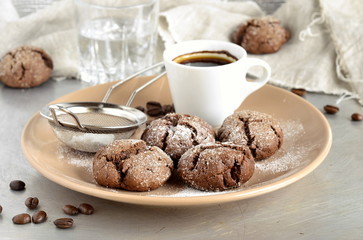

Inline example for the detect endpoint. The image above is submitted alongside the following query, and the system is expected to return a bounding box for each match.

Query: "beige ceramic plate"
[21,76,332,206]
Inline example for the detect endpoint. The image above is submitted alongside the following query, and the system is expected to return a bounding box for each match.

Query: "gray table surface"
[0,78,362,240]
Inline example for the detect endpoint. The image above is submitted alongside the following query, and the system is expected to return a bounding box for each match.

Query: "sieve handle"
[102,61,165,103]
[126,71,167,107]
[49,105,86,131]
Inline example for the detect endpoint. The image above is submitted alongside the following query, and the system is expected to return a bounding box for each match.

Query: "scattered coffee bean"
[351,113,363,121]
[12,213,31,224]
[291,88,306,97]
[0,205,2,214]
[162,104,175,114]
[63,204,79,216]
[32,210,47,224]
[25,197,39,209]
[135,106,145,112]
[78,203,94,215]
[9,180,25,191]
[324,105,339,114]
[146,101,163,117]
[147,107,163,117]
[146,101,162,110]
[54,218,74,229]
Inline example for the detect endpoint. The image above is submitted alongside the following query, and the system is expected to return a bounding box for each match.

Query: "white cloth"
[320,0,363,104]
[0,0,19,22]
[258,0,354,97]
[0,0,77,78]
[0,0,362,104]
[159,1,264,46]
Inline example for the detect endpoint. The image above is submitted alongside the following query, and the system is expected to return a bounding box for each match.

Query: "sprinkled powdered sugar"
[254,119,307,174]
[57,145,94,174]
[158,186,237,197]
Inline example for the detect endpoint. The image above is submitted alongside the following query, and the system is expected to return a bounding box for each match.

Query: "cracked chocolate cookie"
[217,110,283,161]
[93,139,173,192]
[231,17,290,54]
[0,46,53,88]
[178,143,255,191]
[141,113,216,163]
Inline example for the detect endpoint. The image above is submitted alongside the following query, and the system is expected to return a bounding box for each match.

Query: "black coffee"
[173,50,237,67]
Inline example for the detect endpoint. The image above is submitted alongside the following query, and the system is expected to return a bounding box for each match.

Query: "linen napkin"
[159,0,359,102]
[159,0,264,46]
[1,0,363,104]
[259,0,354,97]
[319,0,363,104]
[0,0,19,22]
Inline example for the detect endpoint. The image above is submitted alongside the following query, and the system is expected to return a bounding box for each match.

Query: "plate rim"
[21,82,332,206]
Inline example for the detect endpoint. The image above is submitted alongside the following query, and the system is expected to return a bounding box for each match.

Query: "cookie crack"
[240,117,257,159]
[161,130,169,151]
[16,61,26,83]
[7,52,16,74]
[119,167,128,181]
[190,152,201,171]
[230,159,241,184]
[180,122,199,146]
[33,50,53,69]
[190,145,218,171]
[223,175,228,189]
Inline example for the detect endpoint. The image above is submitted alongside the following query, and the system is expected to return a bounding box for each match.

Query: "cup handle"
[243,57,271,92]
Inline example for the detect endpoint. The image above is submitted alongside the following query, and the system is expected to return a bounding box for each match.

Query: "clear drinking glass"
[74,0,159,85]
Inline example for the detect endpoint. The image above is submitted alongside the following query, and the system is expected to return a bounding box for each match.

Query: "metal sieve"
[40,62,166,152]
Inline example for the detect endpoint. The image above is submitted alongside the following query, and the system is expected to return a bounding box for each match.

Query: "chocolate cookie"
[0,46,53,88]
[178,143,255,191]
[231,17,290,54]
[217,110,283,161]
[141,113,216,162]
[93,139,173,192]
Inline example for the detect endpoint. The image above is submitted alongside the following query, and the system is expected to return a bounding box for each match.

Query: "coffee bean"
[32,210,47,224]
[25,197,39,209]
[146,101,163,117]
[291,88,306,97]
[146,101,162,110]
[351,113,363,121]
[324,105,339,114]
[147,107,163,117]
[63,204,79,216]
[12,213,31,224]
[162,104,175,114]
[9,180,25,191]
[0,205,2,214]
[54,218,74,229]
[135,106,145,112]
[78,203,94,215]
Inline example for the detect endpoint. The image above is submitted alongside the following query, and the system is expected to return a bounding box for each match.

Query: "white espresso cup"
[163,40,271,126]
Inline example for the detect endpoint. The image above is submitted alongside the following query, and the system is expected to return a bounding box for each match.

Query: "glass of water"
[74,0,159,85]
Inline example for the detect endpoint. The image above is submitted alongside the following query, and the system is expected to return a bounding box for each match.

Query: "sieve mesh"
[56,112,136,128]
[50,122,134,152]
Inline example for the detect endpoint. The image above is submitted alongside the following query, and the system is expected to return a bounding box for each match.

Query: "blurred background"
[11,0,286,17]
